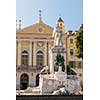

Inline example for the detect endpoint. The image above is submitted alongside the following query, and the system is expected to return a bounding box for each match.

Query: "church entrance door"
[20,74,29,90]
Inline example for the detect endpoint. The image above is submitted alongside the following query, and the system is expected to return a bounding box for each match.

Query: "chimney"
[16,19,21,30]
[19,19,21,30]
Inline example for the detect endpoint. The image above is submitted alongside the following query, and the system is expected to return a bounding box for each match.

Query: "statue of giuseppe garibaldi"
[53,26,63,46]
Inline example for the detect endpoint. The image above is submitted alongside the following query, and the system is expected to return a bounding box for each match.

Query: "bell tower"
[56,17,64,32]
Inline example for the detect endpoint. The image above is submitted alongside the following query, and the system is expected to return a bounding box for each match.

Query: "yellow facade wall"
[16,41,18,66]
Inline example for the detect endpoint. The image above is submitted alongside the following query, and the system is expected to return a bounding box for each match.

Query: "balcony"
[16,65,45,71]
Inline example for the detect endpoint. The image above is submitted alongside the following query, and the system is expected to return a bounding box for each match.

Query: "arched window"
[36,51,43,65]
[22,50,28,66]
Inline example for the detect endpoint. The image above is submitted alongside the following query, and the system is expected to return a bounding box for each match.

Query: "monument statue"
[53,26,62,46]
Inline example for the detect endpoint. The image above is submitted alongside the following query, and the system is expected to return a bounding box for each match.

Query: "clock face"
[38,42,43,47]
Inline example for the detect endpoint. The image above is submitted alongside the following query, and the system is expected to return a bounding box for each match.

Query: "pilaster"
[44,42,47,65]
[18,41,21,66]
[33,42,36,66]
[29,41,32,66]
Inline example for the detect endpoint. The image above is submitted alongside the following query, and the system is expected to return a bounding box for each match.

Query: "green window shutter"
[69,61,73,68]
[70,49,74,56]
[69,61,76,68]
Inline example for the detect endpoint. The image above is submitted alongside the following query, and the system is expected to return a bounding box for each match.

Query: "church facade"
[16,14,82,90]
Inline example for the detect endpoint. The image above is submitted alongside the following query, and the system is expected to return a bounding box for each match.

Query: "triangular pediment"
[17,22,54,34]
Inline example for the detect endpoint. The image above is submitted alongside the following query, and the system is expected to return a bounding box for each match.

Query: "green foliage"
[69,61,76,68]
[75,24,83,58]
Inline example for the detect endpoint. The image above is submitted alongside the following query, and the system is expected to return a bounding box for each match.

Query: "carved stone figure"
[53,26,62,46]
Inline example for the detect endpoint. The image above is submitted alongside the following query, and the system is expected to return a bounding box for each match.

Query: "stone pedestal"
[54,66,67,81]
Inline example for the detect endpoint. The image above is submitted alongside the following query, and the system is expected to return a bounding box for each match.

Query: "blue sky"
[16,0,83,31]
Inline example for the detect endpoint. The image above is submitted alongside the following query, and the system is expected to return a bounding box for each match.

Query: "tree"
[75,24,83,59]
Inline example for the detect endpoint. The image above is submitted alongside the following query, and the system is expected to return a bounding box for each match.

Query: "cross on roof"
[39,10,42,17]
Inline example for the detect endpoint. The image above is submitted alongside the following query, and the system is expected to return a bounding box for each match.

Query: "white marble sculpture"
[53,26,62,46]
